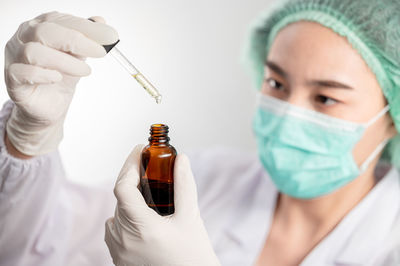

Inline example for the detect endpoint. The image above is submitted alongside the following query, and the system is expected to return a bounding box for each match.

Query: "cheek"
[352,120,387,165]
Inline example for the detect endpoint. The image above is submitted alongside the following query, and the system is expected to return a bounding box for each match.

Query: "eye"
[266,78,284,91]
[315,95,338,106]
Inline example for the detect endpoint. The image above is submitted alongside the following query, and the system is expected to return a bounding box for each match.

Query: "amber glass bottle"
[140,124,177,215]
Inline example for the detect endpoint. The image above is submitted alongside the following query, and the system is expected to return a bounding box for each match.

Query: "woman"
[1,0,400,265]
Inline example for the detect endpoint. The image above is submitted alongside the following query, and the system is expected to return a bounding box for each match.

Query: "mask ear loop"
[359,105,391,173]
[365,105,390,127]
[359,139,389,173]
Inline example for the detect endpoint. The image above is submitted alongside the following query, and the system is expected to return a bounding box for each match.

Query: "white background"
[0,0,270,185]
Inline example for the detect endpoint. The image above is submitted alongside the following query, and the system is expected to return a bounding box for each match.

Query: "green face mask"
[253,93,390,199]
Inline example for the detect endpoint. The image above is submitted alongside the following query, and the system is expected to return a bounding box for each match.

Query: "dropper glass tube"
[109,47,162,104]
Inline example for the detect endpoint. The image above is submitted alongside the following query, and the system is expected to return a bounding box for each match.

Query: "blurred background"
[0,0,271,185]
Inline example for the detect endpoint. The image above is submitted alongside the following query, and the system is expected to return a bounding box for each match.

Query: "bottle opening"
[151,124,167,128]
[149,124,169,143]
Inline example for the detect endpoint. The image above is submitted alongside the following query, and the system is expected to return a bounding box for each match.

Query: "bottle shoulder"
[142,143,177,156]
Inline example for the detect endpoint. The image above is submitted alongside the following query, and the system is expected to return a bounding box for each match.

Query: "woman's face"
[263,21,397,168]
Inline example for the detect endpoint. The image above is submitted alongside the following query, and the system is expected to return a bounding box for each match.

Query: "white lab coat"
[1,100,400,266]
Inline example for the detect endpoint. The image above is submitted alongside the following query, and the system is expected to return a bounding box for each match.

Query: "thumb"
[88,16,106,24]
[114,144,158,223]
[173,154,200,219]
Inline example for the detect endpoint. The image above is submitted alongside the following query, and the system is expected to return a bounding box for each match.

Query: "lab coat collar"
[301,164,400,265]
[224,163,400,266]
[332,166,400,265]
[223,164,279,264]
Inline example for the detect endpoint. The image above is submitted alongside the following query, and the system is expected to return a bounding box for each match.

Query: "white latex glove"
[5,11,119,156]
[105,144,221,266]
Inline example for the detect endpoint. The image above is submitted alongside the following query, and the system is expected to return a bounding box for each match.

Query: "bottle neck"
[148,124,170,146]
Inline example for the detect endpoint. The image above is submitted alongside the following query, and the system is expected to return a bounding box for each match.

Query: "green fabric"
[253,93,387,198]
[245,0,400,168]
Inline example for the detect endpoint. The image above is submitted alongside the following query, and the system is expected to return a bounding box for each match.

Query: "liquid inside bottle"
[140,124,177,215]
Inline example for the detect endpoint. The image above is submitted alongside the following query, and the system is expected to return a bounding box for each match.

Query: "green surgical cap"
[246,0,400,168]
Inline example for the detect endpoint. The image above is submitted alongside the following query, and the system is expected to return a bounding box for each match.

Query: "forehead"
[267,21,372,80]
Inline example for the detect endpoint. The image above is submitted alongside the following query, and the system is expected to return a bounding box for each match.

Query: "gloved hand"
[5,11,118,156]
[105,144,221,266]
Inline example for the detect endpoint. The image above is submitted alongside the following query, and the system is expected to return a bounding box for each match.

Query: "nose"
[260,82,315,111]
[285,91,313,110]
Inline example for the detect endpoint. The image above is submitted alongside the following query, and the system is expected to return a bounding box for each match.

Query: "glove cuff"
[6,106,65,156]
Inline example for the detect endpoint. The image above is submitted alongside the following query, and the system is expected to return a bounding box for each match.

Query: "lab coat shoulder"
[187,146,275,262]
[188,146,269,211]
[0,100,115,266]
[59,180,116,266]
[0,100,68,266]
[188,146,265,195]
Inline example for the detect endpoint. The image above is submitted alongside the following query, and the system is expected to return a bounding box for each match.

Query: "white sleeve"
[0,100,70,266]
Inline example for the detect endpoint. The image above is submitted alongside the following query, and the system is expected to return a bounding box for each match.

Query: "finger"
[173,154,200,219]
[34,11,60,21]
[116,144,145,187]
[6,63,62,88]
[105,216,143,266]
[20,42,91,77]
[105,217,120,245]
[104,217,123,264]
[104,217,117,246]
[19,21,105,58]
[35,11,119,46]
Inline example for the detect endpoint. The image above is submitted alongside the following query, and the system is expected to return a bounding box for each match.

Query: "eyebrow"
[265,60,288,79]
[265,60,354,90]
[308,80,354,90]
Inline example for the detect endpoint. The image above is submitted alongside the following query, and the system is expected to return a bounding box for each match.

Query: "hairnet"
[245,0,400,168]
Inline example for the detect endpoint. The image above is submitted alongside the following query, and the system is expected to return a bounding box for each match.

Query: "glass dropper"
[88,18,162,104]
[109,47,162,104]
